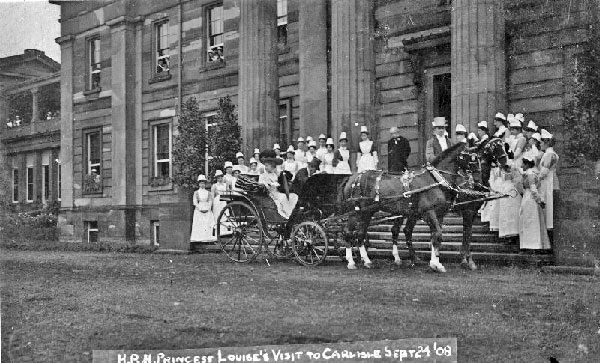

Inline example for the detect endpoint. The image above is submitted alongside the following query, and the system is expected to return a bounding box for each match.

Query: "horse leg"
[391,216,405,266]
[403,213,420,266]
[461,209,478,271]
[424,209,446,273]
[344,214,359,270]
[357,212,373,269]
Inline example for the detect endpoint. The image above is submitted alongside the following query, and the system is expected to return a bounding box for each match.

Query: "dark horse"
[395,138,509,271]
[340,142,470,271]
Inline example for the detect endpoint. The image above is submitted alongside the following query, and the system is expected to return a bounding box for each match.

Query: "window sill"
[199,60,226,73]
[83,87,102,97]
[149,177,173,191]
[149,72,172,84]
[149,183,173,192]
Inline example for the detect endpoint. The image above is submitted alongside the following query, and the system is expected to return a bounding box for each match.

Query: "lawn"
[1,249,599,363]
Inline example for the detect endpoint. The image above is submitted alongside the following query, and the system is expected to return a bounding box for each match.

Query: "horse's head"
[456,150,480,175]
[481,138,509,169]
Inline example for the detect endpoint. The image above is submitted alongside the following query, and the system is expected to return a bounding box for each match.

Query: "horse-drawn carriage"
[216,139,513,271]
[215,173,350,266]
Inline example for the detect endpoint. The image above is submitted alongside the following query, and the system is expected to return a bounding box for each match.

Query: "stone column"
[330,0,376,150]
[299,0,328,139]
[31,87,39,123]
[109,16,139,242]
[451,0,506,132]
[56,35,74,210]
[238,0,279,153]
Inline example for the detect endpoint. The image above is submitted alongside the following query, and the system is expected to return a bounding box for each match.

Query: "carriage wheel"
[291,221,328,266]
[217,201,262,263]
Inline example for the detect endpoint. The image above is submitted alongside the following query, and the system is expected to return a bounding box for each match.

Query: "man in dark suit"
[291,158,321,194]
[425,116,453,163]
[387,126,411,173]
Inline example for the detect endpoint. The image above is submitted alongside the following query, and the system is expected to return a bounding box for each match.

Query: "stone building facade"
[51,0,597,252]
[1,50,61,211]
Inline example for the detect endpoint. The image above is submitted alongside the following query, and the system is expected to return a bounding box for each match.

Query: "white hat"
[455,124,467,134]
[360,125,369,134]
[236,152,244,158]
[273,143,281,150]
[287,145,295,153]
[525,120,538,131]
[477,121,488,129]
[308,140,317,148]
[297,137,305,142]
[390,126,400,134]
[540,129,553,139]
[494,112,506,121]
[508,114,521,128]
[468,132,478,140]
[432,117,447,127]
[232,165,242,172]
[253,148,260,155]
[515,113,525,123]
[249,157,258,164]
[339,132,348,140]
[318,133,326,140]
[224,161,233,168]
[214,170,224,177]
[531,133,541,142]
[197,174,207,182]
[326,137,335,146]
[306,136,314,142]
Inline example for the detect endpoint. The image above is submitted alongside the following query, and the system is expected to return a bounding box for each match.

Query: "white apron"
[519,169,551,250]
[320,152,335,174]
[357,140,378,172]
[190,189,216,242]
[539,147,559,230]
[334,148,352,175]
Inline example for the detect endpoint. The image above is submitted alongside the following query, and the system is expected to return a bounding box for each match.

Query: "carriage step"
[365,240,519,253]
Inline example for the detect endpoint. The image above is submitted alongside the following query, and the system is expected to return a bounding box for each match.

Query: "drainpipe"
[178,0,183,115]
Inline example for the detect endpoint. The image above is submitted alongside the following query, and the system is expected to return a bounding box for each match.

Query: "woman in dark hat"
[258,150,298,219]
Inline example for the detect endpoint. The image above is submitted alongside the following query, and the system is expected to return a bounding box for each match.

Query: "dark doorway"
[433,73,451,137]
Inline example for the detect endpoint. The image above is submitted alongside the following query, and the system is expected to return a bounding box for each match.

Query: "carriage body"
[215,173,349,266]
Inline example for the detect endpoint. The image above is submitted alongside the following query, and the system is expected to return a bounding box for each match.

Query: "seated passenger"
[258,150,298,219]
[292,158,321,194]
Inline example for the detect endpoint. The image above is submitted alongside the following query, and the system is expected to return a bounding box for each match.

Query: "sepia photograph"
[1,0,599,362]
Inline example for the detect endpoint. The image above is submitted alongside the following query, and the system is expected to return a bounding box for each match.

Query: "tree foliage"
[172,97,207,190]
[564,22,600,163]
[208,95,242,174]
[172,96,242,190]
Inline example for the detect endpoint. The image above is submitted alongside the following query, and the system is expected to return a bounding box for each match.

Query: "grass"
[1,249,599,363]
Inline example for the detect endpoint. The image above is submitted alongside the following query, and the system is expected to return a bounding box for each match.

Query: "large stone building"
[50,0,598,256]
[1,49,61,211]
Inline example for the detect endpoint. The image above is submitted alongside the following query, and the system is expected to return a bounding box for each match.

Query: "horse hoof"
[347,263,357,270]
[393,259,402,266]
[364,262,373,269]
[468,261,477,271]
[429,261,446,273]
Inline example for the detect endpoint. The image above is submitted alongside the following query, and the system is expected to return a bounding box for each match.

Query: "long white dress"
[497,167,522,238]
[284,159,298,176]
[320,152,335,174]
[357,140,378,172]
[190,188,216,242]
[211,181,227,222]
[334,147,352,175]
[258,171,298,219]
[519,168,551,250]
[539,147,559,230]
[295,149,308,170]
